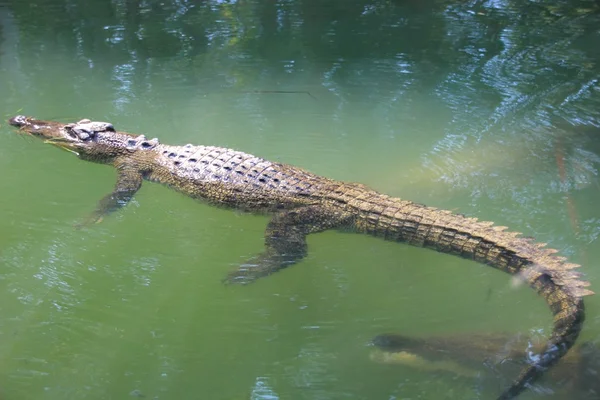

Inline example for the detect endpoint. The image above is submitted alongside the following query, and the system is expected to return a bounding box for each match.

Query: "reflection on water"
[1,0,600,399]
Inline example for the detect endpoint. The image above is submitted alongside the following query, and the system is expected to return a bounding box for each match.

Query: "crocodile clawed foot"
[222,274,254,286]
[222,261,265,285]
[222,254,288,285]
[73,214,103,230]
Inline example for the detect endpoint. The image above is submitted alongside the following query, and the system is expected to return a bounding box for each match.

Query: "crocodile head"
[9,115,159,163]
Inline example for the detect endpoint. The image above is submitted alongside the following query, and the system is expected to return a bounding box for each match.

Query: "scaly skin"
[8,115,594,399]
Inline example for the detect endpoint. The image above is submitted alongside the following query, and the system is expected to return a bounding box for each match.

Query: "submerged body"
[8,115,594,399]
[371,332,600,399]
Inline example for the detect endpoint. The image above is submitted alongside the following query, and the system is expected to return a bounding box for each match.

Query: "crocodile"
[8,115,594,399]
[371,332,600,399]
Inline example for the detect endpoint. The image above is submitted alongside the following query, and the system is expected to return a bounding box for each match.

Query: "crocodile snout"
[8,115,29,127]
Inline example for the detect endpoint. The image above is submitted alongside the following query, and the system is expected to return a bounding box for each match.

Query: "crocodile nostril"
[8,115,28,127]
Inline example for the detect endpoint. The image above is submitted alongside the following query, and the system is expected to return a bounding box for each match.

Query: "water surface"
[1,1,600,399]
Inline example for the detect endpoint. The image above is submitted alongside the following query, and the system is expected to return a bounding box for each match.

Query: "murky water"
[1,1,600,399]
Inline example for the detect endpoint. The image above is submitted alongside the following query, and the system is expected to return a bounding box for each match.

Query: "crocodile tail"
[353,199,593,399]
[496,278,585,399]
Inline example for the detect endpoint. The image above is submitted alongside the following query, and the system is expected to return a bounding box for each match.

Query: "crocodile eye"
[104,124,116,132]
[78,131,91,140]
[74,128,96,140]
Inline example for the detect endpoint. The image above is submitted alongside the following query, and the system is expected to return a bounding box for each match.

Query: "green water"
[1,1,600,399]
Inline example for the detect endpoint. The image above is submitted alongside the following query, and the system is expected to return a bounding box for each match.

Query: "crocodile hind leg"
[224,205,353,284]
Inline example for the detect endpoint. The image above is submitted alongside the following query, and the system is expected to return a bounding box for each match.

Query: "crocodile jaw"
[8,115,66,139]
[8,115,119,154]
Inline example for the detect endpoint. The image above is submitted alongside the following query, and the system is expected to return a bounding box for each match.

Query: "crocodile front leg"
[225,205,353,284]
[77,160,143,228]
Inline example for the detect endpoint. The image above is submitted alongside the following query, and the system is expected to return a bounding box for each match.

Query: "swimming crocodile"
[8,115,594,399]
[371,332,600,399]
